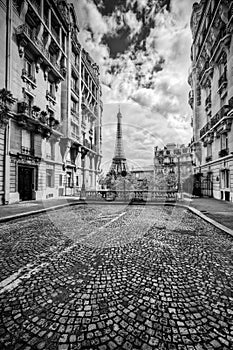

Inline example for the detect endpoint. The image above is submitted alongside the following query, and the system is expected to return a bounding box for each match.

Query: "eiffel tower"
[109,107,128,176]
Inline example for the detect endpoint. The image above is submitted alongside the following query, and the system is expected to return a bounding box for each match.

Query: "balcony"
[205,94,211,111]
[217,71,227,95]
[219,148,229,157]
[46,90,56,105]
[71,112,79,125]
[200,121,210,138]
[81,139,97,153]
[17,102,60,138]
[71,132,80,142]
[51,27,60,46]
[81,97,98,120]
[81,120,86,129]
[71,86,79,98]
[71,108,77,115]
[21,146,35,157]
[211,28,231,62]
[200,105,231,138]
[199,61,209,81]
[84,139,91,149]
[21,68,37,89]
[16,24,65,81]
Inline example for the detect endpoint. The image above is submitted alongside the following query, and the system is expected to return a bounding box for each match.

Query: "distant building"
[0,0,102,204]
[189,0,233,201]
[131,166,154,180]
[154,143,192,185]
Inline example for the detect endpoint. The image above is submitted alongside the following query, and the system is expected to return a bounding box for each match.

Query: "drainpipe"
[3,0,12,204]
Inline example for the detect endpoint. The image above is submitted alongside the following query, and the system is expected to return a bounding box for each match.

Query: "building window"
[48,81,54,95]
[207,143,212,157]
[22,129,31,148]
[46,169,54,188]
[59,174,63,186]
[71,98,77,113]
[71,75,78,92]
[21,129,34,155]
[220,170,230,189]
[220,133,228,150]
[76,176,79,187]
[71,123,79,139]
[24,57,33,77]
[66,172,72,187]
[46,141,55,160]
[25,93,33,111]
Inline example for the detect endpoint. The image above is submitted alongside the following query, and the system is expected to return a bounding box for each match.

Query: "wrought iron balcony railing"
[218,71,227,87]
[81,97,98,118]
[200,105,230,138]
[17,102,60,135]
[205,94,211,110]
[46,90,56,104]
[21,146,35,156]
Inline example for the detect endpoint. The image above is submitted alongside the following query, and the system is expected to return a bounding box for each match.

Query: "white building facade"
[0,0,102,204]
[189,0,233,201]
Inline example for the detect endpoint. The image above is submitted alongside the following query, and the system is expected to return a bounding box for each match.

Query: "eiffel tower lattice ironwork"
[109,108,128,176]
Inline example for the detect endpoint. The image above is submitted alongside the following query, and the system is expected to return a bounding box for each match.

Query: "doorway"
[18,166,34,201]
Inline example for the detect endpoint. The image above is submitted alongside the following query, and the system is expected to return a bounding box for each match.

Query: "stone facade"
[153,143,192,192]
[154,143,192,181]
[131,166,154,181]
[189,0,233,201]
[0,0,102,204]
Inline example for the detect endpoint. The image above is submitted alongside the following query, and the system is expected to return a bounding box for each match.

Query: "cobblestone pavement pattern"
[0,204,233,350]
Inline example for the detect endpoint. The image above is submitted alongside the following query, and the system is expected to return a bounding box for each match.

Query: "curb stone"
[0,201,84,223]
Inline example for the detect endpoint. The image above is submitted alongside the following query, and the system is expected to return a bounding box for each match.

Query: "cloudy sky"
[72,0,196,172]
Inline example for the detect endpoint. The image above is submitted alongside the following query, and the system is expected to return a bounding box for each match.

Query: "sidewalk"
[0,195,232,232]
[0,197,82,223]
[184,196,233,231]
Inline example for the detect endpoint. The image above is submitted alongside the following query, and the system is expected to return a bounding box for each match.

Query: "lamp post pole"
[121,169,127,201]
[80,148,88,199]
[177,153,182,199]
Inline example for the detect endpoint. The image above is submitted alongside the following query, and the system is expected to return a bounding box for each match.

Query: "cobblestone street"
[0,204,233,350]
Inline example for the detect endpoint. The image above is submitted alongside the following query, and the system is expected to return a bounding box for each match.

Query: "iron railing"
[21,146,34,156]
[200,105,230,137]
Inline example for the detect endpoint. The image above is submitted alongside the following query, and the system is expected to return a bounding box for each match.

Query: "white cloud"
[124,10,142,38]
[71,0,194,168]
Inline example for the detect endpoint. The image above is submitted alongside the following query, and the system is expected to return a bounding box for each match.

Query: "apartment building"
[189,0,233,201]
[0,0,102,204]
[154,143,192,189]
[63,18,102,196]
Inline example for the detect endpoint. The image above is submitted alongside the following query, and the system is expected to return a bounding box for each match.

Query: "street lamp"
[80,147,88,199]
[175,150,182,198]
[121,169,127,201]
